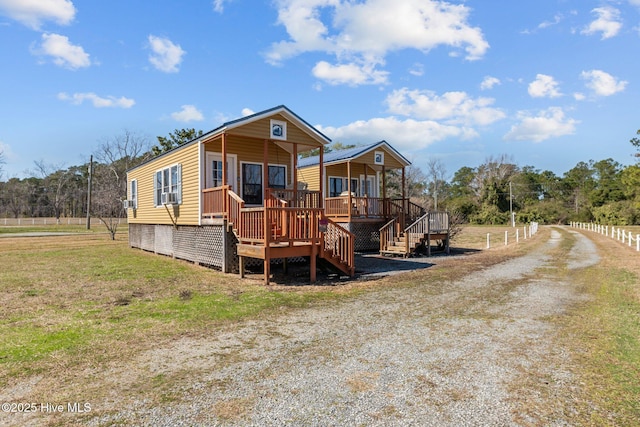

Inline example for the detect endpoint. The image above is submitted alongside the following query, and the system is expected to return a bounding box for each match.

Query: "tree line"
[1,128,639,230]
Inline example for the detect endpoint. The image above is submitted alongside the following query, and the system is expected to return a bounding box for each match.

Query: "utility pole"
[86,155,93,230]
[509,181,514,227]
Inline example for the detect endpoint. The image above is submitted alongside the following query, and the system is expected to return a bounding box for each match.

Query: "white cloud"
[266,0,489,86]
[32,33,90,69]
[408,63,424,77]
[317,116,477,153]
[528,74,562,98]
[58,92,135,108]
[147,35,185,73]
[171,105,203,122]
[212,0,231,13]
[580,69,627,96]
[385,87,505,126]
[582,6,622,39]
[312,60,389,86]
[573,92,586,101]
[504,107,578,142]
[480,76,500,90]
[0,0,75,30]
[0,140,16,161]
[538,13,564,30]
[241,108,255,116]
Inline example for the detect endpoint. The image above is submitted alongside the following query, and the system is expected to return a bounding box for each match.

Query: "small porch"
[202,186,355,284]
[324,195,425,226]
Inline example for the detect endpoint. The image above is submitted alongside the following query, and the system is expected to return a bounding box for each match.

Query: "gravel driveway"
[86,227,598,426]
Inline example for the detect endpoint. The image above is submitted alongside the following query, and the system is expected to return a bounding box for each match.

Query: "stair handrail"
[227,189,245,234]
[321,216,355,276]
[404,212,429,234]
[379,217,398,253]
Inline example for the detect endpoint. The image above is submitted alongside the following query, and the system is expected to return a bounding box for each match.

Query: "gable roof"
[128,105,331,173]
[298,140,411,168]
[201,104,331,145]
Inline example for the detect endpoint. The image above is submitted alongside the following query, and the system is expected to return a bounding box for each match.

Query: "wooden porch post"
[402,166,406,217]
[292,143,298,206]
[319,148,324,209]
[263,139,269,204]
[222,133,228,216]
[347,160,352,221]
[222,134,227,187]
[364,165,368,217]
[310,241,317,283]
[382,165,387,218]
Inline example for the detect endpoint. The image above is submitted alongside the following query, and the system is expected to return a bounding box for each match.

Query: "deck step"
[319,248,354,277]
[381,231,429,256]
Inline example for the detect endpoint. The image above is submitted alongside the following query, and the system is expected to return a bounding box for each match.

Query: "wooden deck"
[203,186,355,284]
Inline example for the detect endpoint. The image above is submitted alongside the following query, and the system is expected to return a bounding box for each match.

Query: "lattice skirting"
[129,222,239,273]
[336,221,385,251]
[128,223,305,274]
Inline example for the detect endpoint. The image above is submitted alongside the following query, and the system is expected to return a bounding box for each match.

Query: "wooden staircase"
[380,211,450,257]
[319,218,355,277]
[380,231,429,256]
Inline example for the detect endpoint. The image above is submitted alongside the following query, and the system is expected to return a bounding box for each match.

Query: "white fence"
[570,222,640,252]
[1,217,128,226]
[486,222,539,249]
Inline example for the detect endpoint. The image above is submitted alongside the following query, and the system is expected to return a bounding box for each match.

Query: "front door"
[206,153,237,191]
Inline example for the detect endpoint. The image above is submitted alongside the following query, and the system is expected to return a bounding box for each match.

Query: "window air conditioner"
[161,192,178,205]
[123,200,136,209]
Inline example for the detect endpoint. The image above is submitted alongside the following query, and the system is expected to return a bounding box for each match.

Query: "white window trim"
[240,161,263,206]
[129,179,138,209]
[360,174,377,198]
[154,163,182,207]
[206,152,238,190]
[268,163,288,189]
[328,175,350,197]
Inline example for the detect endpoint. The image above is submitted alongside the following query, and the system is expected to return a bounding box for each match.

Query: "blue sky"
[0,0,638,180]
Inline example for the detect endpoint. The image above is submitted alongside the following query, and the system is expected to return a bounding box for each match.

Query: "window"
[154,164,182,206]
[242,163,262,205]
[350,178,358,196]
[211,160,223,188]
[268,165,286,189]
[329,177,358,197]
[329,177,343,197]
[129,179,138,208]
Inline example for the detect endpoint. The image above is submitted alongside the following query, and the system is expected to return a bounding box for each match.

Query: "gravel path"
[81,227,598,426]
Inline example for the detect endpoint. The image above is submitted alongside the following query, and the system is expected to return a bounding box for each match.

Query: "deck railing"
[325,196,388,218]
[266,188,321,208]
[323,196,423,223]
[202,186,245,232]
[380,211,449,253]
[202,185,229,217]
[404,211,449,235]
[427,211,449,233]
[238,207,324,245]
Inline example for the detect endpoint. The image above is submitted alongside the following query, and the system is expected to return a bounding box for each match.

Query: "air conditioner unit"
[161,192,178,205]
[123,200,133,209]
